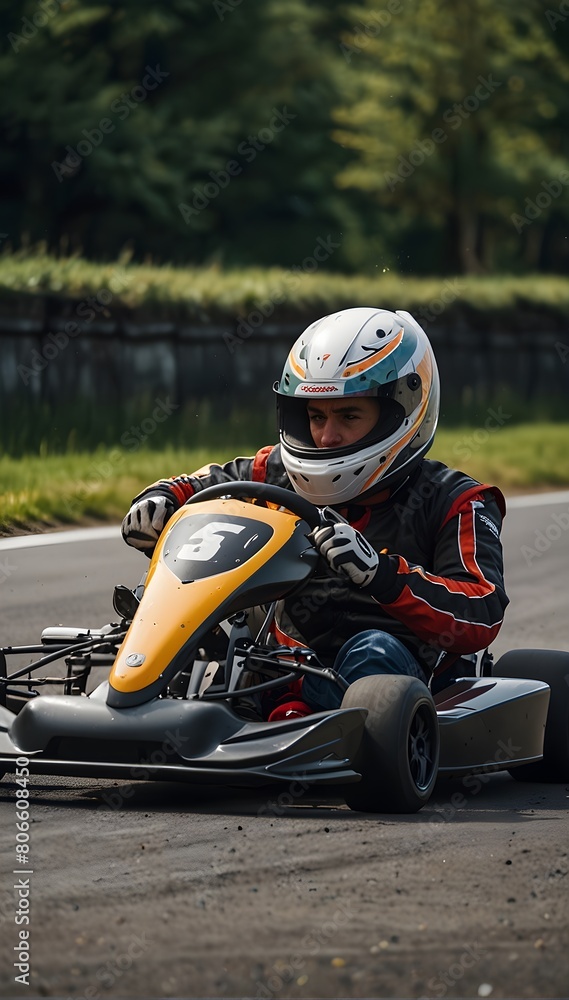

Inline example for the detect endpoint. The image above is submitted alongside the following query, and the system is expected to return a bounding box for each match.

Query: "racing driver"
[121,307,509,709]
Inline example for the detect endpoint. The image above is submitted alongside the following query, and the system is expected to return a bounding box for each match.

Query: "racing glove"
[311,520,379,588]
[121,494,176,554]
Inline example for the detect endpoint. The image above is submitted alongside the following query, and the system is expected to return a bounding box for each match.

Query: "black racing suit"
[133,446,509,680]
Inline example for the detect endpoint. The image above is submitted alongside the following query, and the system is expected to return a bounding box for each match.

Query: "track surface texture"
[1,495,568,1000]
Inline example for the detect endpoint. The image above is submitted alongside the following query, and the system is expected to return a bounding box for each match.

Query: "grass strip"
[1,253,569,319]
[1,424,568,535]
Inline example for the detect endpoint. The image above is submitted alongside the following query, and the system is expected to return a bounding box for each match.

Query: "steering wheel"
[185,481,322,530]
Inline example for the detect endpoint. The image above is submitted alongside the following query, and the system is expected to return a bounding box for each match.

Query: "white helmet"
[274,307,440,506]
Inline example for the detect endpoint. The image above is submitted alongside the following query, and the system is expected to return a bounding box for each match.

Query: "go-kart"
[1,482,568,813]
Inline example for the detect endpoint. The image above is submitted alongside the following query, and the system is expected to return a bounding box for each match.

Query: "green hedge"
[1,253,569,324]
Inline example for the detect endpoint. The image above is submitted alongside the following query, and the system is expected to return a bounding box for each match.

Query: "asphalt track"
[0,494,568,999]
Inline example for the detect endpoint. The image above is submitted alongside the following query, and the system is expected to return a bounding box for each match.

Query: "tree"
[0,0,358,268]
[332,0,569,272]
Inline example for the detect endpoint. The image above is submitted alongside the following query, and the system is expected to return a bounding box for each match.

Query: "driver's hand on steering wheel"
[311,520,380,587]
[121,494,177,554]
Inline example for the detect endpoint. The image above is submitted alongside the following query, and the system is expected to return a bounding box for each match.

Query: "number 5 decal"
[177,522,245,561]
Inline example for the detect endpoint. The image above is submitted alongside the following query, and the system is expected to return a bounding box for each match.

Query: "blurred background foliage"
[1,0,568,276]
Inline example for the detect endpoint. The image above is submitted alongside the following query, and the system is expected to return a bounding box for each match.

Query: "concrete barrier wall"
[2,311,569,419]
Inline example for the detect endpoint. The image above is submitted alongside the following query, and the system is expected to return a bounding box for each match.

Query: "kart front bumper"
[0,688,366,785]
[0,676,550,787]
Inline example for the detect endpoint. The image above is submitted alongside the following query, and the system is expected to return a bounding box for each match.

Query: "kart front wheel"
[341,674,439,814]
[493,648,569,782]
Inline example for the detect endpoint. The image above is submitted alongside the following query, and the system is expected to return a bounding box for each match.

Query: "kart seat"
[268,699,314,722]
[430,652,478,696]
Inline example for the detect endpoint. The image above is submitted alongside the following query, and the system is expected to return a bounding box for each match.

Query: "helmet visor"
[276,373,422,460]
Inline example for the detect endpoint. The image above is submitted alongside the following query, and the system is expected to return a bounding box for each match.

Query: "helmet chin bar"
[282,429,436,508]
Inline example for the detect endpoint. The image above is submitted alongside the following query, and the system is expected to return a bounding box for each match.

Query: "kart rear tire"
[492,649,569,782]
[341,675,439,814]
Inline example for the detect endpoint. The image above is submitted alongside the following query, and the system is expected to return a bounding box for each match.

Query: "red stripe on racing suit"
[131,446,285,509]
[367,489,507,656]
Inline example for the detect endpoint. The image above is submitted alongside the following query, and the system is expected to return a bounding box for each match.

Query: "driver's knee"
[335,629,424,683]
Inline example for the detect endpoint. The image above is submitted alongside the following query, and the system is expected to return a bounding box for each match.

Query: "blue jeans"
[302,629,426,712]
